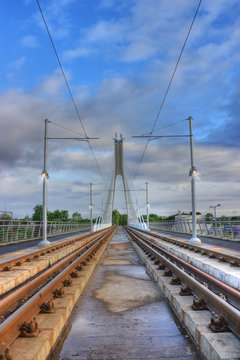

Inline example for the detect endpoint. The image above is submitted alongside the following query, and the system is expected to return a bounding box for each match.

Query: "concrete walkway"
[55,227,200,360]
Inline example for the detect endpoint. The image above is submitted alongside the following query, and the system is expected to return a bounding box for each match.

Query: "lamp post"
[187,116,201,244]
[38,119,99,246]
[146,181,149,230]
[210,203,221,228]
[39,119,50,246]
[132,115,201,245]
[90,183,93,232]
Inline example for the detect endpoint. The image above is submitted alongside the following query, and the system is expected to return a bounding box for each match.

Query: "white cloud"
[63,47,92,61]
[38,70,66,96]
[9,56,27,70]
[20,35,38,48]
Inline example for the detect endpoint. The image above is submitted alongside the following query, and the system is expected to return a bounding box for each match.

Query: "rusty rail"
[0,230,110,317]
[0,226,116,355]
[125,226,240,339]
[0,227,110,272]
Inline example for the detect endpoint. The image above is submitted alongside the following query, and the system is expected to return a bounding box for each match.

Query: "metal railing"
[150,219,240,239]
[0,220,91,244]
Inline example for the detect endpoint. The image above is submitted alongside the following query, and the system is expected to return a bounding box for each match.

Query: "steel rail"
[0,226,116,354]
[126,227,240,306]
[130,227,240,266]
[0,230,111,317]
[0,227,110,271]
[125,226,240,339]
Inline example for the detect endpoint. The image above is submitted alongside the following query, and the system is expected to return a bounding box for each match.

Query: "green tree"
[48,209,69,222]
[72,212,82,222]
[60,210,69,222]
[51,209,68,222]
[47,211,55,222]
[219,215,230,221]
[32,205,43,221]
[205,212,214,221]
[112,210,121,225]
[32,205,69,222]
[119,213,128,225]
[165,214,177,220]
[52,209,61,221]
[231,216,240,221]
[149,214,160,222]
[0,213,11,220]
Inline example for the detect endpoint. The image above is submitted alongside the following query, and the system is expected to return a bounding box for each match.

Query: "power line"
[134,0,202,180]
[35,0,105,183]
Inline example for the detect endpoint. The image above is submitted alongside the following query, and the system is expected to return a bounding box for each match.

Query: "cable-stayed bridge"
[94,133,147,231]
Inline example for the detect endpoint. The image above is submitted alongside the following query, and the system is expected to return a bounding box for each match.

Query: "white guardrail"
[0,220,91,244]
[150,220,240,239]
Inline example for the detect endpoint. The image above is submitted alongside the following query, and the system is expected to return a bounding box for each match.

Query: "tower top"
[113,133,124,143]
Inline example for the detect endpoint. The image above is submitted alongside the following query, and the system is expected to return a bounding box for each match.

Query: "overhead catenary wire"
[134,0,202,180]
[35,0,105,184]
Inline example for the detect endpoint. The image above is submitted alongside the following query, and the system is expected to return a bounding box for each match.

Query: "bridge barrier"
[150,219,240,240]
[0,220,91,244]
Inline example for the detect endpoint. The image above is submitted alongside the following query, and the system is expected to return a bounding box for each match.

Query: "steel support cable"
[143,119,187,135]
[134,0,203,180]
[48,120,85,137]
[35,0,105,183]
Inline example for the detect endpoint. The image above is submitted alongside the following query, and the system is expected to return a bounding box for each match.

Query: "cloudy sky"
[0,0,239,219]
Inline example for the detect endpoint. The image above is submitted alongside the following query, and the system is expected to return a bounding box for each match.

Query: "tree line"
[32,205,90,223]
[1,205,240,223]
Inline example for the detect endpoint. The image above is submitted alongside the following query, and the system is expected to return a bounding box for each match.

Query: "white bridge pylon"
[94,134,147,230]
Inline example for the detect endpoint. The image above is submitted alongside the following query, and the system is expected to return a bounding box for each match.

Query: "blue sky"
[0,0,240,219]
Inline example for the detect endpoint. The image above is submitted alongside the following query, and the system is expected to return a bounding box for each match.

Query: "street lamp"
[38,119,50,246]
[210,204,221,227]
[187,116,201,245]
[132,115,201,245]
[146,181,149,230]
[38,119,99,246]
[90,183,93,232]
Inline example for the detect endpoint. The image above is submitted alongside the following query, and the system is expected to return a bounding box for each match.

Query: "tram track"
[124,226,240,340]
[0,228,114,299]
[135,227,240,266]
[0,228,111,273]
[0,228,112,318]
[0,226,116,358]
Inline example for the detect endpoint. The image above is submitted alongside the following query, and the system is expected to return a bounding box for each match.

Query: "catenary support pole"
[90,182,93,231]
[146,181,149,230]
[188,116,201,245]
[39,119,50,246]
